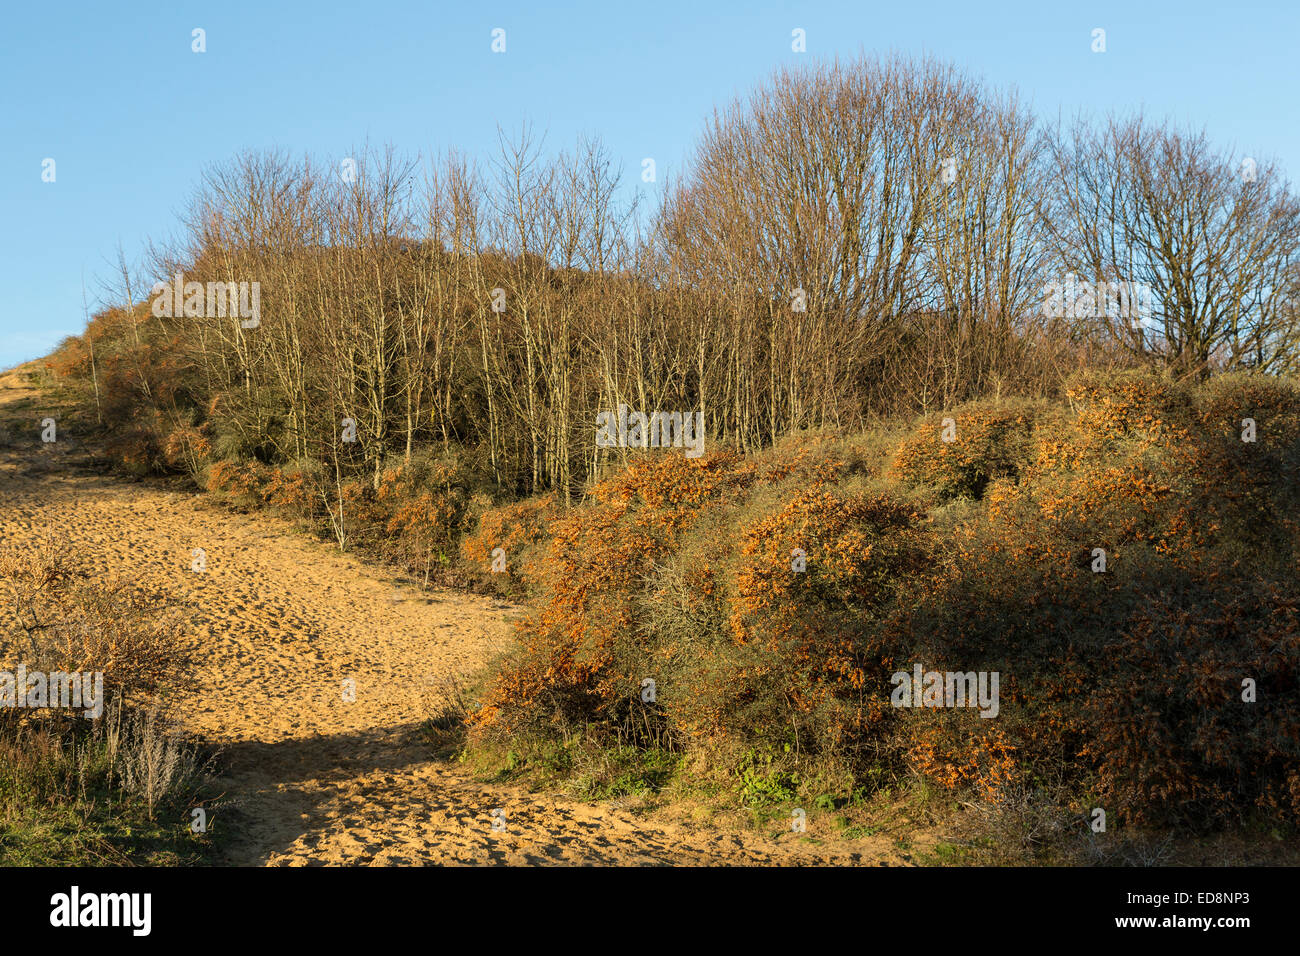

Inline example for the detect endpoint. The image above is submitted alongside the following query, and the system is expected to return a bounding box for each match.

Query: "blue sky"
[1,0,1296,369]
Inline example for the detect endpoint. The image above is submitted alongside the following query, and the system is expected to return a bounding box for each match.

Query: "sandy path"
[0,367,907,866]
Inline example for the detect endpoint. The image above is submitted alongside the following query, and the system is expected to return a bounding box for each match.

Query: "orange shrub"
[262,466,313,512]
[1064,370,1191,453]
[161,421,211,476]
[888,400,1041,501]
[471,448,932,766]
[1082,578,1300,824]
[461,493,558,590]
[206,459,274,507]
[472,451,757,733]
[474,375,1300,826]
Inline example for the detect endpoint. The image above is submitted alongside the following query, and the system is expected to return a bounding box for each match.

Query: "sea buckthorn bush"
[888,399,1044,502]
[206,458,274,508]
[469,446,933,775]
[373,455,470,572]
[461,493,559,596]
[472,375,1300,828]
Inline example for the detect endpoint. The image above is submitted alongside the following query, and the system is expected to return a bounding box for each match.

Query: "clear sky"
[1,0,1296,369]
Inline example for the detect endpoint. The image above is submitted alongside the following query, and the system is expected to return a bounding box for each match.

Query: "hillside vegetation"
[28,51,1300,861]
[459,372,1300,837]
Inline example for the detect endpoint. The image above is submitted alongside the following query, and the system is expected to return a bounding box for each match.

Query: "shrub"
[470,374,1300,828]
[888,399,1042,501]
[375,456,472,578]
[470,447,932,780]
[0,548,209,864]
[461,493,558,594]
[0,546,192,706]
[206,459,274,509]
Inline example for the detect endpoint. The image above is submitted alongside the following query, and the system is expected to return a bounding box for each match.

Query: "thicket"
[466,372,1300,829]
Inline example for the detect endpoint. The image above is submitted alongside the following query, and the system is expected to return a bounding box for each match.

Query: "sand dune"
[0,367,908,865]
